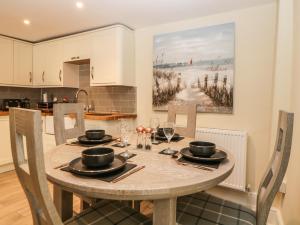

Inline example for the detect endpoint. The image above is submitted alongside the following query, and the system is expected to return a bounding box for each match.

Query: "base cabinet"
[0,115,58,173]
[0,117,13,166]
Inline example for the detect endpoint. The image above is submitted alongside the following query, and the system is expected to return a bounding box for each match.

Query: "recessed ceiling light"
[76,2,84,8]
[23,19,30,25]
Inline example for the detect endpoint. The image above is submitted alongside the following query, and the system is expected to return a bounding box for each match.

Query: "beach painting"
[152,23,235,113]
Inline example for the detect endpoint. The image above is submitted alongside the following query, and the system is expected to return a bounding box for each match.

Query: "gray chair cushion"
[65,200,152,225]
[177,192,256,225]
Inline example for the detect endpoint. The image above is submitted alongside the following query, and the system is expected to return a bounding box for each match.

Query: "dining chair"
[176,110,294,225]
[9,108,152,225]
[53,103,85,146]
[168,102,197,138]
[53,103,92,209]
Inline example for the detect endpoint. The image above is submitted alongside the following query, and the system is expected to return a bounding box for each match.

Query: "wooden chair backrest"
[167,102,197,138]
[9,108,63,225]
[53,103,85,145]
[256,111,294,225]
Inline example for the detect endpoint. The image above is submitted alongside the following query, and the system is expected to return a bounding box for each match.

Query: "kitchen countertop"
[0,111,9,116]
[0,110,137,121]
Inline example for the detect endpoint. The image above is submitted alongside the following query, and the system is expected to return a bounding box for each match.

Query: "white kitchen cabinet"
[1,25,134,87]
[33,43,47,85]
[0,116,13,166]
[90,26,135,86]
[33,41,79,87]
[13,41,33,86]
[44,41,64,86]
[0,37,14,85]
[63,34,92,62]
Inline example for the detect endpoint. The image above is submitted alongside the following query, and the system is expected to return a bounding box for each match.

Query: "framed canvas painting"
[152,23,235,113]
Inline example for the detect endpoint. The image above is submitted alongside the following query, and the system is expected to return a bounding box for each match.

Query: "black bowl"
[189,141,216,157]
[81,147,114,168]
[156,128,165,137]
[85,130,105,140]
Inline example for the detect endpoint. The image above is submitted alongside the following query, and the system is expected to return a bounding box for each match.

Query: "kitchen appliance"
[42,92,48,103]
[37,102,54,109]
[2,98,31,111]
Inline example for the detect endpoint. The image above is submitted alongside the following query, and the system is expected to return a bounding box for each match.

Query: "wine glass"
[150,118,160,144]
[162,122,175,154]
[119,119,133,159]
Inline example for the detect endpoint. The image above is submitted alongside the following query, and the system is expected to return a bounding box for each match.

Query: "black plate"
[78,135,113,144]
[180,147,227,163]
[68,155,127,176]
[154,133,181,141]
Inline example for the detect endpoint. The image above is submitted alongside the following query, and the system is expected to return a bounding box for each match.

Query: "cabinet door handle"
[29,72,32,83]
[91,66,94,79]
[71,56,80,60]
[42,71,45,82]
[59,69,62,82]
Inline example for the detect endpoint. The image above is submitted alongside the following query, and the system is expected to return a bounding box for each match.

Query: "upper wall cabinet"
[33,40,79,88]
[0,25,134,87]
[13,41,33,86]
[0,37,14,85]
[90,26,135,86]
[33,43,47,86]
[63,35,92,62]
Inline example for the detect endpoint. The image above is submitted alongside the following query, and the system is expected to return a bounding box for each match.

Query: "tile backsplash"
[0,86,77,108]
[0,64,136,113]
[0,87,40,108]
[78,64,136,113]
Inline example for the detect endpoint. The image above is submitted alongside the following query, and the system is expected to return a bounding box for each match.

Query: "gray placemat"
[61,163,137,182]
[159,149,179,155]
[112,143,131,148]
[117,152,137,159]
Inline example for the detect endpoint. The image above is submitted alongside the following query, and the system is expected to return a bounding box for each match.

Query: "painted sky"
[153,23,235,64]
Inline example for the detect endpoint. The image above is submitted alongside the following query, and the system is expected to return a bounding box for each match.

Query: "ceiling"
[0,0,275,42]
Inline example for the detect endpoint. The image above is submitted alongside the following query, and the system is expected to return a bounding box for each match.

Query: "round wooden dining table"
[45,138,234,225]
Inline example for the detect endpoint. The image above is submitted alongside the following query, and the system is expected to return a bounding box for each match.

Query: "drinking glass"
[150,118,160,144]
[119,119,133,159]
[162,122,175,154]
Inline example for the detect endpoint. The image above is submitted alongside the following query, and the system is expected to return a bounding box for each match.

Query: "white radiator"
[195,128,247,191]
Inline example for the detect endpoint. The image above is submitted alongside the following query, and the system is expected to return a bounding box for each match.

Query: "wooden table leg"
[53,185,73,222]
[134,200,141,212]
[153,198,177,225]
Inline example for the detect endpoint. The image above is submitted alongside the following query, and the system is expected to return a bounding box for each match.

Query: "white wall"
[279,0,300,224]
[269,0,294,152]
[135,3,277,191]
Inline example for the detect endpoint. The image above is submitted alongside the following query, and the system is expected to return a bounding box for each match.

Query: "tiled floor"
[0,170,153,225]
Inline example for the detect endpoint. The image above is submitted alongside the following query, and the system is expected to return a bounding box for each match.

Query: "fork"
[54,162,69,169]
[175,160,214,171]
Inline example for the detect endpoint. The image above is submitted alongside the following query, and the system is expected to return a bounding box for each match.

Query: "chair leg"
[80,199,90,211]
[123,200,133,207]
[134,200,141,212]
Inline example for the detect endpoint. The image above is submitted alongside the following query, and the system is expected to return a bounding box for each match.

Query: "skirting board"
[0,163,14,174]
[207,187,284,225]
